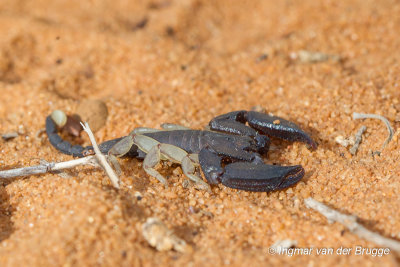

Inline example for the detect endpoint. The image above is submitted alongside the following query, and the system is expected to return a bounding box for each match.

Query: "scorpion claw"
[245,111,317,150]
[209,110,317,150]
[221,162,304,192]
[199,146,304,192]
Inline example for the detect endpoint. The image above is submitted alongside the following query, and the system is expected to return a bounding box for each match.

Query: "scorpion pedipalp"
[220,162,304,192]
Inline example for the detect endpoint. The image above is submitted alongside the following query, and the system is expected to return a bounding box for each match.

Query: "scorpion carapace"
[46,110,317,192]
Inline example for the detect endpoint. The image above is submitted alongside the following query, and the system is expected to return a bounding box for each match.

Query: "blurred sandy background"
[0,0,400,266]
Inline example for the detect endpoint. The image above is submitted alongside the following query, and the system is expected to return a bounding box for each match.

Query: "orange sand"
[0,0,400,266]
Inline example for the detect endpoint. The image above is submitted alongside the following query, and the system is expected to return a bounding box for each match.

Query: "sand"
[0,0,400,266]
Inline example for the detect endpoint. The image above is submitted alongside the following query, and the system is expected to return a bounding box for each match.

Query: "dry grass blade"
[305,198,400,253]
[80,122,120,189]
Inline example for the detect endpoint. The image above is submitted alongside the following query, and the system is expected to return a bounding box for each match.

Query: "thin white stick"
[353,112,394,152]
[80,122,120,189]
[305,198,400,252]
[0,156,99,179]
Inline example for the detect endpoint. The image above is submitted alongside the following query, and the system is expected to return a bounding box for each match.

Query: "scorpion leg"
[132,135,211,190]
[132,128,161,134]
[180,153,211,191]
[132,124,190,134]
[108,135,137,157]
[199,146,304,192]
[160,123,191,130]
[106,133,168,184]
[109,134,168,185]
[143,145,168,186]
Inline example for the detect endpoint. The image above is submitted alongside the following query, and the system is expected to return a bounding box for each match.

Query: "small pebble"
[271,239,298,252]
[2,132,18,141]
[76,99,108,132]
[297,50,330,63]
[134,191,143,201]
[142,217,190,252]
[256,53,268,62]
[182,179,191,189]
[335,135,354,147]
[164,192,178,199]
[293,50,340,63]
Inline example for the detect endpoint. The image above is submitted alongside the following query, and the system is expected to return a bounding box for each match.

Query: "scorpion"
[46,110,317,192]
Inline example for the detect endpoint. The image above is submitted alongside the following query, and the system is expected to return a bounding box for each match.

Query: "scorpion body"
[46,110,316,192]
[143,130,260,161]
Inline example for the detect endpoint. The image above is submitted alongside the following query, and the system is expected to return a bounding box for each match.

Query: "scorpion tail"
[46,115,87,157]
[46,113,132,157]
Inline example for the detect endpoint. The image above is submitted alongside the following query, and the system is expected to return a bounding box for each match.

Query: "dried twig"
[305,198,400,252]
[0,156,99,179]
[80,122,120,189]
[349,125,367,155]
[353,112,394,153]
[0,122,120,190]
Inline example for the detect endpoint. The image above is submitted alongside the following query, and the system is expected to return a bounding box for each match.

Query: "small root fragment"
[349,125,367,155]
[142,217,191,253]
[1,132,18,141]
[353,112,394,154]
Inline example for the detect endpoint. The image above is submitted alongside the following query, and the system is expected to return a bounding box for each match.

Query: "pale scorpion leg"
[109,133,168,186]
[160,123,191,130]
[107,135,136,175]
[132,127,161,134]
[143,145,168,186]
[180,153,211,191]
[133,125,190,133]
[107,128,161,174]
[133,135,211,191]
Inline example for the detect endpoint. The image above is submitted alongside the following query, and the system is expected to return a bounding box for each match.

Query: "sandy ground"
[0,0,400,266]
